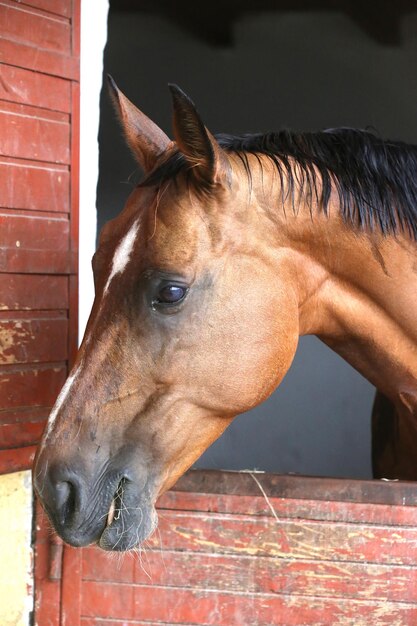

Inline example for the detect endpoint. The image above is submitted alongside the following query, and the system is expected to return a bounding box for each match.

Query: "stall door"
[40,470,417,625]
[0,1,80,623]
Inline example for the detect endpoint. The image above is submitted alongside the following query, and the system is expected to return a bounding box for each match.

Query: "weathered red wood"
[0,363,67,410]
[17,0,72,18]
[80,581,417,625]
[0,210,70,274]
[81,621,176,626]
[145,510,417,566]
[2,0,80,613]
[0,158,70,213]
[1,1,71,53]
[61,546,81,626]
[0,38,79,80]
[0,405,49,425]
[60,9,82,626]
[81,546,417,604]
[0,64,71,112]
[0,104,70,164]
[0,316,68,364]
[158,490,417,527]
[0,274,69,310]
[77,468,417,625]
[173,468,417,507]
[0,420,46,448]
[71,0,81,57]
[0,444,36,473]
[34,503,61,626]
[68,80,80,364]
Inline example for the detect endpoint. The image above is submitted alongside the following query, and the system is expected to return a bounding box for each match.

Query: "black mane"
[142,128,417,240]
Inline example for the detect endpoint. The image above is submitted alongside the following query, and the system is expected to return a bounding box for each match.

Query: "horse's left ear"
[108,75,171,173]
[169,84,229,185]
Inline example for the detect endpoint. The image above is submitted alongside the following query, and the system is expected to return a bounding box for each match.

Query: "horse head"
[34,81,300,550]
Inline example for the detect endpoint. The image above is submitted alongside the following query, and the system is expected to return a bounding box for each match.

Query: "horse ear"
[108,75,170,173]
[168,84,228,185]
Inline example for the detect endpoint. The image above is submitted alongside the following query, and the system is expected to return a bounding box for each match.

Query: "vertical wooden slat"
[59,5,82,623]
[25,0,82,624]
[33,504,61,626]
[61,547,81,626]
[69,80,80,366]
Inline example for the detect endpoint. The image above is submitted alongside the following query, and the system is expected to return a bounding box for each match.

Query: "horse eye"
[155,284,187,305]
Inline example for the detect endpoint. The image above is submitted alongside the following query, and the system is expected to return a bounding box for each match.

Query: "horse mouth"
[105,478,124,527]
[107,497,117,526]
[99,477,156,551]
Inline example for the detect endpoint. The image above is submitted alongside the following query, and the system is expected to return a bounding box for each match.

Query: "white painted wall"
[0,472,33,626]
[79,0,109,340]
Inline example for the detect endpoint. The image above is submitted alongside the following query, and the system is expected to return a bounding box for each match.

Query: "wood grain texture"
[74,471,417,625]
[82,547,417,604]
[0,209,70,273]
[0,158,70,213]
[172,468,417,506]
[81,581,417,625]
[0,103,70,164]
[1,1,70,53]
[15,0,72,18]
[0,64,71,112]
[0,274,69,310]
[158,490,417,527]
[0,363,67,410]
[1,420,46,448]
[0,445,36,474]
[33,504,61,626]
[142,510,417,566]
[0,38,79,80]
[0,314,68,364]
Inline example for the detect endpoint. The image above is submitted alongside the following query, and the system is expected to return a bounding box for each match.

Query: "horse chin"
[98,485,157,552]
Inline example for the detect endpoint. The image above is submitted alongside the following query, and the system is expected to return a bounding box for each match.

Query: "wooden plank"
[158,490,417,528]
[33,503,62,626]
[1,1,70,53]
[16,0,72,18]
[0,37,79,80]
[0,274,68,310]
[0,104,70,164]
[143,510,417,566]
[0,405,49,425]
[0,444,36,473]
[0,363,67,410]
[61,547,81,626]
[0,210,70,274]
[81,621,200,626]
[80,582,417,625]
[0,315,68,364]
[173,469,417,507]
[81,547,417,604]
[0,64,71,112]
[81,621,185,626]
[68,79,80,362]
[0,419,45,448]
[0,405,48,451]
[0,158,70,213]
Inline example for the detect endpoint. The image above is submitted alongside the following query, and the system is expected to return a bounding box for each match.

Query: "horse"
[34,78,417,552]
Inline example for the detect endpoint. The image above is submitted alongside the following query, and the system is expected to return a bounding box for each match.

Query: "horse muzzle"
[34,455,157,551]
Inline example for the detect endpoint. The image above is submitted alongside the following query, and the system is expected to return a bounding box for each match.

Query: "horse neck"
[259,185,417,412]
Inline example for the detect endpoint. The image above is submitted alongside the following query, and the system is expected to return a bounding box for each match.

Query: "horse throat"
[285,209,417,479]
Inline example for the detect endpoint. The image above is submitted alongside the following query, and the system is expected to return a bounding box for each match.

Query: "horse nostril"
[35,461,84,528]
[54,481,76,526]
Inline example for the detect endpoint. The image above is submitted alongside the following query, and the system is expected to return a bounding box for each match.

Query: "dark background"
[97,2,417,479]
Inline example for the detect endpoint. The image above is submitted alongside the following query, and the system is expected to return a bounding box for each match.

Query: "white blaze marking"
[41,367,80,446]
[103,219,140,294]
[40,222,140,449]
